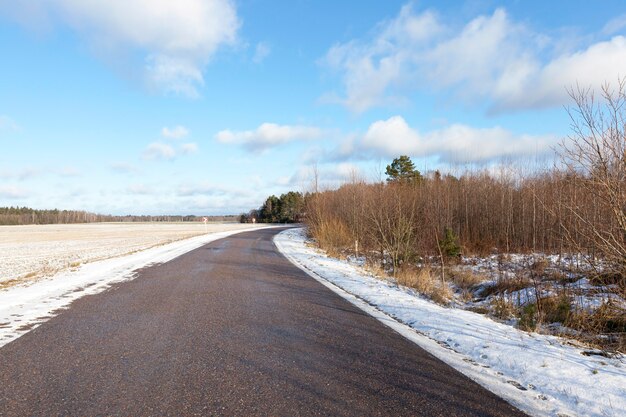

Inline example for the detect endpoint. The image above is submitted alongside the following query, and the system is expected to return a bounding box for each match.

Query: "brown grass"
[309,217,353,257]
[396,266,434,294]
[396,266,452,305]
[449,268,487,291]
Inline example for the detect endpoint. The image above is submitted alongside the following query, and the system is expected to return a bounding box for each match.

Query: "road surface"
[0,228,527,416]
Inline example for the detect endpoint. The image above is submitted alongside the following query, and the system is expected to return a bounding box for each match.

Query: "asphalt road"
[0,228,527,416]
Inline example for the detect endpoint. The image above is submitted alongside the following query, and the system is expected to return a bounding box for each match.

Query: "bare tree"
[560,79,626,278]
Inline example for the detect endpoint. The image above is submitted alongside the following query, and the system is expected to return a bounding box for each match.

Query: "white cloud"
[322,4,626,112]
[181,142,199,155]
[360,116,557,164]
[253,41,271,64]
[3,0,240,97]
[143,142,176,160]
[0,185,28,199]
[146,55,205,97]
[494,36,626,110]
[323,6,443,113]
[216,123,323,152]
[161,125,189,140]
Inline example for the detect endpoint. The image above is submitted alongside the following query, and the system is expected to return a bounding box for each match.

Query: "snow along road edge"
[274,227,626,417]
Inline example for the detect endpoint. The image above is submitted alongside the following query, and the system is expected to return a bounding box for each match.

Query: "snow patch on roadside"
[275,227,626,417]
[0,226,275,348]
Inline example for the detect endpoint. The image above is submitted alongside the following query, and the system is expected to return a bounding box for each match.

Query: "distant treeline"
[0,207,238,225]
[240,191,306,223]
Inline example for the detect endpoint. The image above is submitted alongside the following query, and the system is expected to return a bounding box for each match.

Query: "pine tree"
[385,155,423,184]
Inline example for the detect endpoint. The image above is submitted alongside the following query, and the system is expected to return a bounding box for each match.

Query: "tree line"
[0,207,238,225]
[240,191,305,223]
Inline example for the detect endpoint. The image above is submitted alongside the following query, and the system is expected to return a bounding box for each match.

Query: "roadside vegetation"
[304,82,626,352]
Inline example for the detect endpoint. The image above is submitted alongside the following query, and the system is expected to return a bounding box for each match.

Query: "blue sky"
[1,0,626,215]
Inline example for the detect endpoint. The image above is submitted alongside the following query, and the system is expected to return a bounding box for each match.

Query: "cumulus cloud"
[2,0,240,97]
[494,36,626,110]
[216,123,323,152]
[322,4,626,112]
[143,142,176,160]
[323,5,443,112]
[359,116,557,164]
[161,125,189,140]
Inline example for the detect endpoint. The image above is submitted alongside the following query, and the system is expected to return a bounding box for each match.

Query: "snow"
[0,225,275,348]
[0,222,263,284]
[275,227,626,417]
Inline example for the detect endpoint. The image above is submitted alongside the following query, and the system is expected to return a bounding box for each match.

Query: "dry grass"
[449,268,486,291]
[309,217,353,257]
[396,266,434,294]
[396,266,453,305]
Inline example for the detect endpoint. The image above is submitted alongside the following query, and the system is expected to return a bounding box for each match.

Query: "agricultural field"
[0,222,258,287]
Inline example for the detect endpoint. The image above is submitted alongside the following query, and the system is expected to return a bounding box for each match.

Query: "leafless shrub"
[491,297,517,320]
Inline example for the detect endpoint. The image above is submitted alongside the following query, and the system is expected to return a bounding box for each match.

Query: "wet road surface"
[0,228,527,416]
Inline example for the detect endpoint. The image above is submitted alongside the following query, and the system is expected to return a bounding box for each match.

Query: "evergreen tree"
[279,191,303,223]
[259,195,281,222]
[385,155,423,184]
[441,227,461,258]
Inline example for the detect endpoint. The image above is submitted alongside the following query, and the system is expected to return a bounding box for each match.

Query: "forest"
[0,207,237,225]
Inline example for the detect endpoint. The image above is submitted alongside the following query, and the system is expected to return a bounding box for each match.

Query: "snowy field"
[275,228,626,417]
[0,224,273,347]
[0,222,261,286]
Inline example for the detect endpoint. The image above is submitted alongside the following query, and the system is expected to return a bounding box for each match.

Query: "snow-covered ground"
[0,222,261,285]
[275,227,626,417]
[0,224,273,348]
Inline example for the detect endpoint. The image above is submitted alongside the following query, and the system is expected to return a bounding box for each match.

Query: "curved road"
[0,228,526,416]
